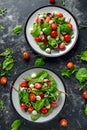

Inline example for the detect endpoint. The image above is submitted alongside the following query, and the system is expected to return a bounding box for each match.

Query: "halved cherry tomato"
[20,81,28,88]
[22,52,30,60]
[0,77,7,85]
[35,37,41,42]
[68,23,73,30]
[51,23,57,30]
[50,31,57,38]
[50,100,57,108]
[46,16,51,22]
[40,107,48,114]
[66,62,74,69]
[58,43,66,51]
[59,118,68,127]
[64,35,71,42]
[82,91,87,99]
[29,93,36,102]
[34,82,42,89]
[39,34,46,42]
[57,13,63,18]
[28,106,34,113]
[20,103,27,109]
[39,93,44,98]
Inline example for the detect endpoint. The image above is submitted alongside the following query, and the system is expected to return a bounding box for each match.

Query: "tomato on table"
[64,35,71,42]
[59,118,68,127]
[28,106,34,113]
[20,103,27,109]
[66,62,74,69]
[29,93,36,102]
[34,82,42,89]
[20,81,28,88]
[22,52,30,60]
[0,76,8,85]
[49,0,55,4]
[40,107,48,114]
[82,91,87,99]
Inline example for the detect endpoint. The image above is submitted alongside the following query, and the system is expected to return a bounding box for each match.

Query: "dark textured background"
[0,0,87,130]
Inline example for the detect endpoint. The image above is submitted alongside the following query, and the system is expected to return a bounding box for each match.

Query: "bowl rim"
[24,5,79,58]
[10,67,67,123]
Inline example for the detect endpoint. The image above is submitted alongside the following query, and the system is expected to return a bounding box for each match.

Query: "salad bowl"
[25,5,79,57]
[10,67,66,123]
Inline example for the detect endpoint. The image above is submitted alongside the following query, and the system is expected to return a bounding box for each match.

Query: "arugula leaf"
[0,8,7,16]
[84,104,87,116]
[48,37,57,48]
[0,99,5,111]
[60,24,71,34]
[0,48,12,57]
[37,42,46,50]
[34,56,45,67]
[0,25,4,29]
[61,66,78,77]
[11,119,23,130]
[78,50,87,61]
[13,25,22,34]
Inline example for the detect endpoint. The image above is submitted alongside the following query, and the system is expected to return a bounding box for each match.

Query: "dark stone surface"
[0,0,87,130]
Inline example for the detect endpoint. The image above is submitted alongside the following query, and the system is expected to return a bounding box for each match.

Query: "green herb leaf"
[78,50,87,61]
[0,25,4,30]
[31,113,41,121]
[61,66,78,77]
[0,99,5,111]
[31,23,41,37]
[34,57,45,67]
[13,25,22,34]
[0,48,12,57]
[84,104,87,116]
[61,0,65,5]
[11,119,23,130]
[0,8,7,16]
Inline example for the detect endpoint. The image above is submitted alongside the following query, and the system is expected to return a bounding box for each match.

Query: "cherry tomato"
[57,13,63,18]
[82,91,87,99]
[64,35,71,42]
[50,31,57,38]
[50,101,57,108]
[66,62,74,69]
[39,34,46,42]
[58,43,66,51]
[28,106,34,113]
[46,16,51,22]
[34,82,42,89]
[49,0,55,4]
[35,37,41,42]
[51,23,57,30]
[40,107,48,114]
[20,103,27,109]
[68,23,73,30]
[59,118,68,127]
[39,93,44,99]
[20,81,28,88]
[29,93,36,102]
[22,52,30,60]
[0,77,7,85]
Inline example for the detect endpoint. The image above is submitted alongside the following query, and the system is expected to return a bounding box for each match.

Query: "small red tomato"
[82,91,87,99]
[29,93,36,102]
[39,93,44,99]
[50,100,57,108]
[68,23,73,30]
[49,0,55,4]
[40,107,48,114]
[35,37,41,42]
[22,52,30,60]
[0,77,7,85]
[51,23,57,30]
[50,31,57,38]
[20,103,27,109]
[28,106,34,113]
[46,16,51,22]
[34,82,42,89]
[64,35,71,42]
[57,13,63,18]
[66,62,74,69]
[20,81,28,88]
[59,118,68,127]
[58,43,66,51]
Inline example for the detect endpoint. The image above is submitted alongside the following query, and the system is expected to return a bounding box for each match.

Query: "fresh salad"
[31,12,73,53]
[18,70,61,121]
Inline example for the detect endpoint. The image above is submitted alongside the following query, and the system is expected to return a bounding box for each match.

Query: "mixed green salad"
[31,12,73,53]
[18,70,61,121]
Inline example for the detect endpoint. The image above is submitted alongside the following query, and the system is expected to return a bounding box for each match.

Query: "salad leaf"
[0,48,12,57]
[48,37,57,48]
[31,113,41,121]
[34,57,45,67]
[0,99,5,111]
[60,24,71,34]
[0,25,4,29]
[18,89,29,103]
[61,0,65,5]
[11,119,23,130]
[61,66,78,77]
[13,25,22,34]
[84,104,87,116]
[0,8,7,16]
[31,23,41,37]
[37,42,46,50]
[78,50,87,61]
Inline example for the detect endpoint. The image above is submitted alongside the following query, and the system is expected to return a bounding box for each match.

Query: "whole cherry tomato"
[82,91,87,99]
[20,103,27,109]
[29,93,36,102]
[64,35,71,42]
[59,118,68,127]
[35,37,41,42]
[49,0,55,4]
[20,81,28,88]
[34,82,42,89]
[50,31,57,38]
[40,107,48,114]
[0,77,8,85]
[57,13,63,18]
[68,23,73,30]
[58,43,66,51]
[66,62,74,69]
[22,52,30,60]
[51,23,57,30]
[28,106,34,113]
